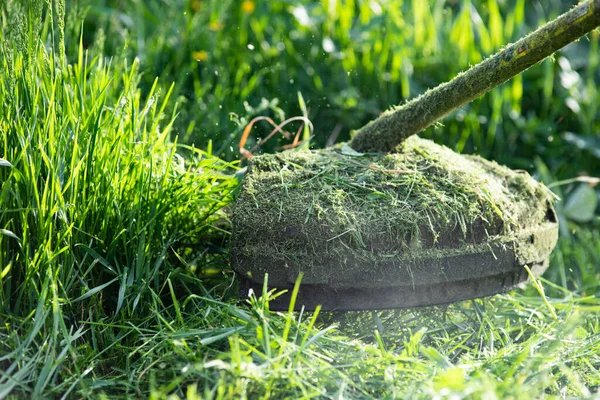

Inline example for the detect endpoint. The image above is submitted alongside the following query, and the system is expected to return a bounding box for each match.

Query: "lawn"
[1,0,599,398]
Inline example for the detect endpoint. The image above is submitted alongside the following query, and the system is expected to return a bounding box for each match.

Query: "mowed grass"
[1,0,600,398]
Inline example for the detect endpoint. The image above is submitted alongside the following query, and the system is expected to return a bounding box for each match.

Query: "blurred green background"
[73,0,599,176]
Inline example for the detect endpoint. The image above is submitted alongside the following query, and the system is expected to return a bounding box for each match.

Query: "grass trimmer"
[231,0,600,310]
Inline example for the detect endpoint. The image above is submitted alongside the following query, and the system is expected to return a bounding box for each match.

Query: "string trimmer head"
[231,1,599,310]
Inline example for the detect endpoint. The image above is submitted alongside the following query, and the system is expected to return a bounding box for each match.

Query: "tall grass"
[0,1,237,395]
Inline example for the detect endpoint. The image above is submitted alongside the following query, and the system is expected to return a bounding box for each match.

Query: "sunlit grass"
[0,2,238,396]
[1,0,599,398]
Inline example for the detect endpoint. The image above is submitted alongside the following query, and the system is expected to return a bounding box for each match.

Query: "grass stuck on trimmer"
[232,0,600,311]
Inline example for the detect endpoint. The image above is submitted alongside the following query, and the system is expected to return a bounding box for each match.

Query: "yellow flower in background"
[242,0,255,14]
[190,0,202,12]
[209,20,223,31]
[192,50,208,61]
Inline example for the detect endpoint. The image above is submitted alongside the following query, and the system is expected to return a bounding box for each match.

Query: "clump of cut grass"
[231,136,557,287]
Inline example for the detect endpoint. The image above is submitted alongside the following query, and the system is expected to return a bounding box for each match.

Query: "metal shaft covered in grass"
[350,0,600,153]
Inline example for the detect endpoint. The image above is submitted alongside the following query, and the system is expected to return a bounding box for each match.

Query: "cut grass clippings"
[232,136,557,289]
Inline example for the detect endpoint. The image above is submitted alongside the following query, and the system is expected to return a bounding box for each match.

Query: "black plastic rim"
[239,260,548,311]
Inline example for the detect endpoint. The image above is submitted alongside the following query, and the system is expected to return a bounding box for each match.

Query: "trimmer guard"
[231,137,559,311]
